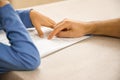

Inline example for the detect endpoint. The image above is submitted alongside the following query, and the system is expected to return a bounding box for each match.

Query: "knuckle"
[64,20,70,24]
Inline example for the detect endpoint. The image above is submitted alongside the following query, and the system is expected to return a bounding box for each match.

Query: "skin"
[30,10,56,37]
[48,18,120,39]
[0,0,56,38]
[0,0,9,7]
[1,1,120,40]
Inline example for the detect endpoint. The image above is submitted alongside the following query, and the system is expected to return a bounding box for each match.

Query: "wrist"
[85,21,97,35]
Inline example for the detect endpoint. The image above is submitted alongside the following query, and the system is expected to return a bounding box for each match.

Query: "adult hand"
[30,10,56,37]
[48,19,94,39]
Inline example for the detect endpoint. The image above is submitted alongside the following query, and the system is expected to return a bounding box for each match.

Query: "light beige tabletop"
[0,0,120,80]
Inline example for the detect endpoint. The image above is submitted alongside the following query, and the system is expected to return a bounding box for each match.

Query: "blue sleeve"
[0,4,40,73]
[16,9,34,28]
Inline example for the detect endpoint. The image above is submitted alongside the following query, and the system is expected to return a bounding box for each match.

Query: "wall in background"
[9,0,64,9]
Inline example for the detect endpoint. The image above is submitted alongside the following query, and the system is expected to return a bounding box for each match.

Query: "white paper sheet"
[0,27,90,58]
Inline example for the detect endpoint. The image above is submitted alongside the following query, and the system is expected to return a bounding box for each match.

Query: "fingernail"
[48,36,52,40]
[48,37,51,40]
[39,35,44,38]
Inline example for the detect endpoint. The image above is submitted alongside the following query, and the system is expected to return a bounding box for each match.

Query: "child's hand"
[30,10,56,37]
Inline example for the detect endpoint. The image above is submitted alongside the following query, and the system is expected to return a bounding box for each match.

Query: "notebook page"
[0,28,90,58]
[28,27,90,58]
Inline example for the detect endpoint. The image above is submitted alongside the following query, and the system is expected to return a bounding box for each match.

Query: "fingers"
[47,17,56,25]
[37,28,44,38]
[56,31,73,38]
[45,20,56,28]
[48,21,70,40]
[41,15,56,28]
[31,10,56,28]
[34,24,44,38]
[57,31,85,38]
[45,18,56,28]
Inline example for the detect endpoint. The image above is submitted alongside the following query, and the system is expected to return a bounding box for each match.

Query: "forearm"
[0,0,33,28]
[0,3,40,72]
[89,18,120,38]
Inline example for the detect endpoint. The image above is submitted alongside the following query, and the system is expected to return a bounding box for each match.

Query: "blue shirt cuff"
[16,9,34,28]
